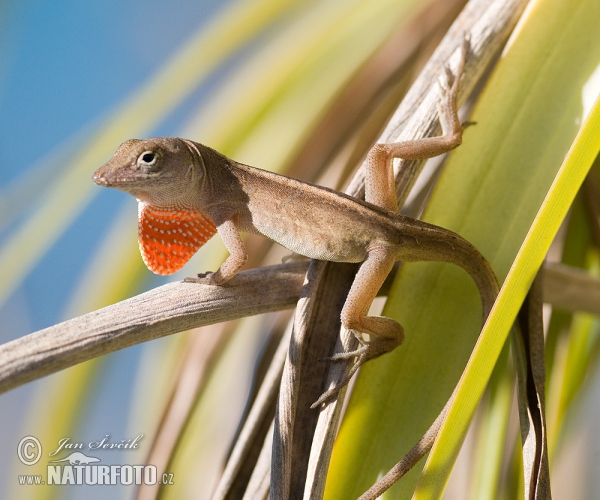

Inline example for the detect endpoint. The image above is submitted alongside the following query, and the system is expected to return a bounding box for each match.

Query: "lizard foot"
[183,271,220,285]
[436,35,470,137]
[311,318,404,408]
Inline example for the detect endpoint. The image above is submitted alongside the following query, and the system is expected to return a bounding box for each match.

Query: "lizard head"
[94,137,218,275]
[93,137,202,209]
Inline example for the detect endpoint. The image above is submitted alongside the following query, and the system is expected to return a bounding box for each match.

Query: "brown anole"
[93,43,498,401]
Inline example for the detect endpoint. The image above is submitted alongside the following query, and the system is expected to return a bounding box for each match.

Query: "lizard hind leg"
[314,246,402,407]
[340,245,403,361]
[363,36,469,182]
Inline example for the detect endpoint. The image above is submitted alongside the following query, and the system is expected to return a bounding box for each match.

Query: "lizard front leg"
[185,219,247,285]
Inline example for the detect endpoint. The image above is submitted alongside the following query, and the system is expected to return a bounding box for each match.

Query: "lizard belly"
[251,213,372,263]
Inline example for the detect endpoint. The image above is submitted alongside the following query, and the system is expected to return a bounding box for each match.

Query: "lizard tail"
[362,225,499,499]
[357,392,454,500]
[397,223,500,322]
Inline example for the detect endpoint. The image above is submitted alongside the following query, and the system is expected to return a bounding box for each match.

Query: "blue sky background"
[1,0,223,181]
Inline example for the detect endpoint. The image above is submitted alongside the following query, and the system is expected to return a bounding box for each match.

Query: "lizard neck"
[183,142,254,228]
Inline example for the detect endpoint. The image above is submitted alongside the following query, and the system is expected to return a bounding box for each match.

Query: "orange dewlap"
[138,203,217,275]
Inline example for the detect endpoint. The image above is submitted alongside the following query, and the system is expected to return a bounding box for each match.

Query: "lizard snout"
[92,171,109,186]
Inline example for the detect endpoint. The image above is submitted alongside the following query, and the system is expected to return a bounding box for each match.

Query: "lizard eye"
[137,151,159,169]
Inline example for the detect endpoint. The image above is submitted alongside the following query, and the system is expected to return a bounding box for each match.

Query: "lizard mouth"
[92,168,144,188]
[92,162,157,188]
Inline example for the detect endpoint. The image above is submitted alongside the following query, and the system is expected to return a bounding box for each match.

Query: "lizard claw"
[312,324,404,408]
[323,342,369,362]
[438,35,470,97]
[442,64,454,88]
[183,271,216,284]
[311,357,362,409]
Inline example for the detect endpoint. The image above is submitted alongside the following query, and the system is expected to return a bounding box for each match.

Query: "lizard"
[92,42,498,405]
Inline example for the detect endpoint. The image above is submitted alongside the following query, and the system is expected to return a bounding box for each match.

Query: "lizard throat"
[137,202,217,275]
